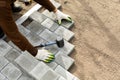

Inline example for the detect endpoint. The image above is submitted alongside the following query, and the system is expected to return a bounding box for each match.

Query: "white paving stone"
[50,0,61,8]
[42,10,56,20]
[8,41,21,52]
[1,63,22,80]
[26,32,46,46]
[60,40,75,55]
[58,76,67,80]
[61,20,74,29]
[45,45,60,55]
[29,11,47,23]
[5,49,21,62]
[55,51,74,70]
[18,74,35,80]
[73,77,81,80]
[41,18,59,31]
[15,51,39,72]
[0,40,12,56]
[17,25,30,36]
[29,62,52,80]
[40,29,57,41]
[55,65,79,80]
[0,56,9,71]
[0,73,8,80]
[45,62,58,70]
[26,21,45,35]
[40,70,60,80]
[54,26,74,41]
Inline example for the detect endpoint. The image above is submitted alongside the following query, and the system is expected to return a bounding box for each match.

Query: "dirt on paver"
[13,0,120,80]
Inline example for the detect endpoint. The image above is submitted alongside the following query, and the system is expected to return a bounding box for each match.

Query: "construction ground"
[13,0,120,80]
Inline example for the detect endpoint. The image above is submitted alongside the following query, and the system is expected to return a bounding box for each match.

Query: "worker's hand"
[19,0,33,6]
[35,48,55,63]
[55,10,72,25]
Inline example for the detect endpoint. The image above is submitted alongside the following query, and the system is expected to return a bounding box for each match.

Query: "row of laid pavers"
[0,38,77,80]
[8,25,75,70]
[15,51,79,80]
[28,12,74,41]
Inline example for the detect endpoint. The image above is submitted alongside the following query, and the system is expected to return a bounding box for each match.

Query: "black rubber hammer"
[35,36,64,48]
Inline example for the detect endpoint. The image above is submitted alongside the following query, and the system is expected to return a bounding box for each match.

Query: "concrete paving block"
[41,18,59,31]
[0,73,8,80]
[55,65,75,80]
[40,70,60,80]
[54,26,74,41]
[15,51,39,72]
[40,29,57,41]
[0,40,12,56]
[0,56,9,71]
[1,63,22,80]
[42,10,56,20]
[26,21,45,35]
[29,62,51,80]
[50,0,61,8]
[26,32,46,46]
[5,49,21,62]
[60,40,75,55]
[8,41,21,52]
[17,25,30,36]
[18,74,35,80]
[45,62,58,70]
[58,76,67,80]
[55,51,74,70]
[73,77,80,80]
[45,45,60,55]
[61,20,74,29]
[29,11,47,23]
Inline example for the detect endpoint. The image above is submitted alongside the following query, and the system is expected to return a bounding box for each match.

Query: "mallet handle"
[35,42,56,47]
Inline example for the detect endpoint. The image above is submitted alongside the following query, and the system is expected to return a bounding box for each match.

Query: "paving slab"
[0,73,8,80]
[26,32,46,46]
[45,62,58,70]
[16,4,42,25]
[58,76,67,80]
[17,25,30,36]
[8,41,21,52]
[1,63,22,80]
[55,51,74,70]
[45,45,60,55]
[29,62,52,80]
[54,26,74,41]
[40,29,57,41]
[15,51,39,72]
[5,49,21,62]
[50,0,61,8]
[18,74,35,80]
[41,18,59,31]
[29,11,47,23]
[40,70,60,80]
[60,40,75,55]
[26,21,46,35]
[60,20,74,29]
[42,10,56,20]
[0,56,9,71]
[55,65,79,80]
[0,40,12,56]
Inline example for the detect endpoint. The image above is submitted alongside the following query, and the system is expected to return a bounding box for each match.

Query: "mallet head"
[56,36,64,48]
